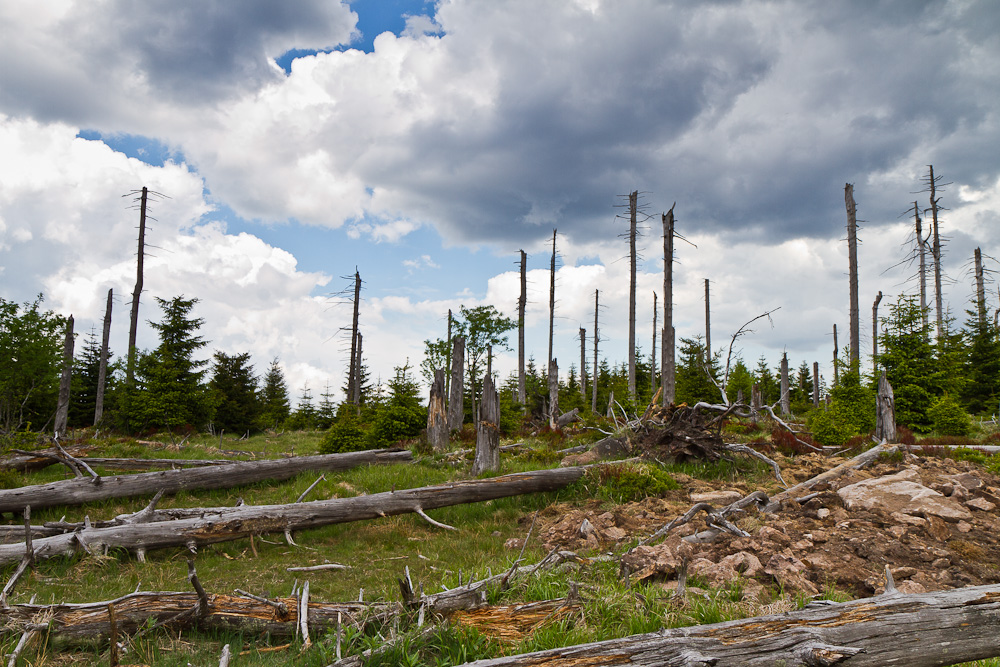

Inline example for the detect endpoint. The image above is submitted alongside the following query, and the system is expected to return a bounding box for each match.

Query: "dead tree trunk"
[661,206,676,405]
[704,278,711,359]
[518,250,527,404]
[54,315,75,436]
[471,375,500,475]
[832,323,839,385]
[812,361,820,407]
[548,359,559,431]
[591,290,599,414]
[928,165,945,339]
[845,183,860,371]
[1,466,585,566]
[650,291,657,394]
[347,271,362,406]
[915,202,928,329]
[875,371,896,444]
[352,332,363,406]
[428,369,448,451]
[578,328,586,400]
[627,190,638,401]
[872,290,883,378]
[446,309,453,400]
[126,187,147,389]
[95,289,112,426]
[547,229,556,376]
[449,336,465,432]
[750,384,762,412]
[779,352,790,416]
[975,247,987,325]
[454,583,1000,667]
[0,449,413,514]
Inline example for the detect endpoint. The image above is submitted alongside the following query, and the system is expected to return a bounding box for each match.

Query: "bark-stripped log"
[764,441,893,512]
[0,449,413,513]
[0,467,585,565]
[454,583,1000,667]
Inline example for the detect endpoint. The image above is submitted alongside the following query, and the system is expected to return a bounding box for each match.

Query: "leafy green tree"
[878,295,945,431]
[724,357,753,404]
[368,363,426,447]
[69,329,109,428]
[208,351,258,434]
[0,295,67,432]
[806,370,876,446]
[675,336,719,405]
[441,305,516,421]
[962,314,1000,415]
[257,358,291,430]
[124,296,209,432]
[420,337,451,385]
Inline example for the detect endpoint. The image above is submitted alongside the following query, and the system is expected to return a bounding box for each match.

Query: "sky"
[1,0,999,406]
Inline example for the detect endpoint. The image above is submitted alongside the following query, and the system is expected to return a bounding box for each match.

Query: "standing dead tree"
[95,289,112,426]
[923,165,950,339]
[548,359,559,430]
[347,271,362,406]
[812,361,820,407]
[974,247,988,326]
[125,187,148,390]
[517,250,527,404]
[578,328,586,400]
[591,290,600,414]
[616,191,654,402]
[832,323,839,386]
[650,292,657,394]
[661,205,676,406]
[704,278,711,359]
[547,229,557,378]
[449,337,465,432]
[872,290,883,377]
[427,370,448,451]
[779,352,790,416]
[472,375,500,475]
[54,316,75,436]
[845,183,860,371]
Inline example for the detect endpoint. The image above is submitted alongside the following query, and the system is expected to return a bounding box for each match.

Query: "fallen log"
[0,445,94,472]
[0,467,585,566]
[452,583,1000,667]
[0,448,413,513]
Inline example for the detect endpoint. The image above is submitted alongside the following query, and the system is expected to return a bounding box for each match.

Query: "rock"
[931,557,951,569]
[580,518,596,537]
[890,512,927,527]
[604,526,627,541]
[816,508,831,519]
[757,526,790,546]
[888,525,906,539]
[504,538,524,550]
[956,521,972,533]
[925,515,952,542]
[689,490,743,505]
[621,539,691,581]
[806,530,828,543]
[897,579,927,594]
[945,472,983,491]
[891,567,918,579]
[966,496,996,512]
[837,471,973,522]
[763,552,818,596]
[560,450,599,467]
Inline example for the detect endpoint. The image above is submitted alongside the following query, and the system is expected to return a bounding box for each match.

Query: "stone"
[888,525,906,539]
[837,471,973,522]
[816,508,830,519]
[891,566,918,579]
[897,579,927,594]
[689,490,743,505]
[890,512,927,527]
[931,557,951,569]
[604,526,627,541]
[925,515,952,542]
[757,526,790,546]
[504,538,524,550]
[945,472,983,491]
[763,552,818,596]
[560,450,599,466]
[957,520,972,533]
[966,496,996,512]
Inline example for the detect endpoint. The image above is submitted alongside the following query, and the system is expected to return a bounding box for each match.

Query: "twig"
[414,508,458,531]
[296,475,326,503]
[6,627,39,667]
[723,443,787,487]
[299,580,311,649]
[286,563,351,573]
[234,589,289,616]
[187,559,209,617]
[219,644,232,667]
[55,440,100,483]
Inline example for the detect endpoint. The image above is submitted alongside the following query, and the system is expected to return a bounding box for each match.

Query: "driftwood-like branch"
[0,467,586,566]
[452,583,1000,667]
[0,448,413,513]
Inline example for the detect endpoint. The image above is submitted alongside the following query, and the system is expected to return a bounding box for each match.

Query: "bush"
[928,394,971,437]
[318,407,369,454]
[580,463,680,503]
[805,372,875,447]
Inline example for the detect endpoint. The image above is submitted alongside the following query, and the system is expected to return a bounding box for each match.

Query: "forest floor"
[2,421,1000,666]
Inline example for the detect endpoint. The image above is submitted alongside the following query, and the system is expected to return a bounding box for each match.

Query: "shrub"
[806,372,875,447]
[318,407,369,454]
[927,394,971,437]
[581,463,680,503]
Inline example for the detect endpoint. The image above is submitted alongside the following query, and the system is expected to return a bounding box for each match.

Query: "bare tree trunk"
[518,250,526,404]
[548,359,559,431]
[428,369,448,451]
[751,383,762,412]
[126,187,147,389]
[347,271,361,405]
[591,290,599,414]
[779,352,790,416]
[928,165,944,339]
[449,337,465,432]
[661,206,676,405]
[875,371,896,444]
[915,202,928,329]
[456,583,1000,667]
[627,190,638,401]
[547,229,556,375]
[704,278,711,360]
[352,332,362,407]
[832,323,839,385]
[54,316,75,436]
[650,291,657,394]
[472,375,500,475]
[95,289,112,426]
[845,183,860,371]
[579,328,586,399]
[975,247,986,326]
[873,290,883,378]
[812,361,820,407]
[446,309,452,401]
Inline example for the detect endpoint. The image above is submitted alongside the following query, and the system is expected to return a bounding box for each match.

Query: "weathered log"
[0,449,413,513]
[0,445,94,472]
[454,583,1000,667]
[555,408,580,428]
[764,441,893,512]
[0,467,585,566]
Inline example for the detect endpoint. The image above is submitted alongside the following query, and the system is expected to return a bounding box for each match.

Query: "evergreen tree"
[209,351,258,435]
[69,329,108,428]
[287,384,318,430]
[317,383,337,430]
[962,313,1000,415]
[878,294,941,431]
[257,358,291,430]
[0,295,67,432]
[127,296,209,431]
[753,355,780,405]
[725,357,753,404]
[369,363,426,446]
[675,336,719,405]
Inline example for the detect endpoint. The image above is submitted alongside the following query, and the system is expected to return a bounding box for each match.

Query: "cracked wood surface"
[453,583,1000,666]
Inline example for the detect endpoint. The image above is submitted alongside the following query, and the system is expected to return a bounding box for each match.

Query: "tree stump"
[449,336,465,432]
[427,369,448,451]
[875,371,896,443]
[472,375,500,475]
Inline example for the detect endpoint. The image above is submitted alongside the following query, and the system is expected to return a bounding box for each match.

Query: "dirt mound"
[534,452,1000,599]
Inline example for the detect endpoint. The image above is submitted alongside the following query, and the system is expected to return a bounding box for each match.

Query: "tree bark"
[650,292,657,394]
[454,583,1000,667]
[428,369,449,451]
[518,251,527,405]
[661,206,676,405]
[126,187,147,389]
[95,289,112,426]
[347,271,361,406]
[0,467,584,566]
[872,290,883,378]
[0,449,412,514]
[779,352,790,416]
[591,290,599,414]
[975,247,986,325]
[54,315,75,436]
[579,328,586,400]
[449,336,465,432]
[845,183,860,371]
[875,372,896,444]
[627,190,638,401]
[471,375,500,475]
[832,323,839,385]
[547,229,557,376]
[352,332,363,406]
[928,165,944,339]
[547,359,559,431]
[704,278,711,361]
[812,361,820,408]
[915,202,928,329]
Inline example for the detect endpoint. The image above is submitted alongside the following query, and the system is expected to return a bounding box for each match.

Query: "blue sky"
[1,0,999,403]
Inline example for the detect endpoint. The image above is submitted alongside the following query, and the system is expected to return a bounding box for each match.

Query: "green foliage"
[675,336,720,405]
[208,351,259,434]
[286,384,319,430]
[725,357,753,404]
[928,394,971,436]
[318,404,369,454]
[69,329,113,428]
[256,358,290,430]
[368,364,426,447]
[573,463,680,504]
[0,295,67,432]
[806,371,875,446]
[962,314,1000,415]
